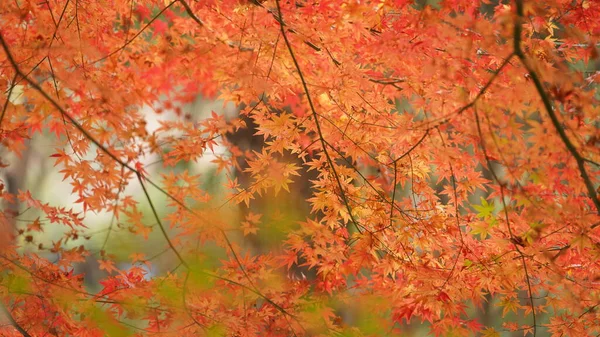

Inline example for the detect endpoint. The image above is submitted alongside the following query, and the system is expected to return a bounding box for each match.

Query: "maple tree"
[1,0,600,336]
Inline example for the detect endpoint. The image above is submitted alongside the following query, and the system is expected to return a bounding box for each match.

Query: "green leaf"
[473,197,495,219]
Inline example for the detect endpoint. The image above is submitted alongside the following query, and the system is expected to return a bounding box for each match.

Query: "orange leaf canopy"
[0,0,600,336]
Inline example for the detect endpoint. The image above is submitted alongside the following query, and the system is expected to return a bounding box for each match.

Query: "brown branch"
[47,0,70,49]
[433,127,466,291]
[137,174,189,268]
[274,0,362,234]
[368,77,406,90]
[512,3,539,333]
[179,0,204,26]
[0,302,33,337]
[474,107,537,336]
[513,0,600,218]
[273,2,421,268]
[1,73,18,126]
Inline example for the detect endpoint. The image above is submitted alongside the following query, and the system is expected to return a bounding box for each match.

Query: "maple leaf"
[240,221,259,236]
[470,220,494,239]
[481,328,500,337]
[49,149,70,167]
[134,4,151,21]
[277,250,298,269]
[497,296,521,317]
[135,161,148,178]
[392,305,415,323]
[234,188,254,207]
[98,259,118,274]
[473,197,495,219]
[27,217,43,232]
[152,20,168,37]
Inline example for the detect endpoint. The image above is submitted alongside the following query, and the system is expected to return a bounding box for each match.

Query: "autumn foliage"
[1,0,600,336]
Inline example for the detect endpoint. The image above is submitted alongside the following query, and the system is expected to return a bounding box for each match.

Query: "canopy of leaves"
[1,0,600,336]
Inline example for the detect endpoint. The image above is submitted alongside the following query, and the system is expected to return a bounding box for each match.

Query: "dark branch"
[274,0,362,234]
[0,302,33,337]
[513,0,600,217]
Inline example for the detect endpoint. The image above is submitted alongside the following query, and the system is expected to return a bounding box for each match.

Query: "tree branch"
[0,302,33,337]
[513,0,600,218]
[274,0,362,235]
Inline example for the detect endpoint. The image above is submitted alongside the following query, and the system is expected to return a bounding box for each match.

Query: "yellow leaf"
[482,328,500,337]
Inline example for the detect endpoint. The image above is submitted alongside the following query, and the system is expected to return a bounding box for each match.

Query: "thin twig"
[474,106,537,337]
[274,0,361,234]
